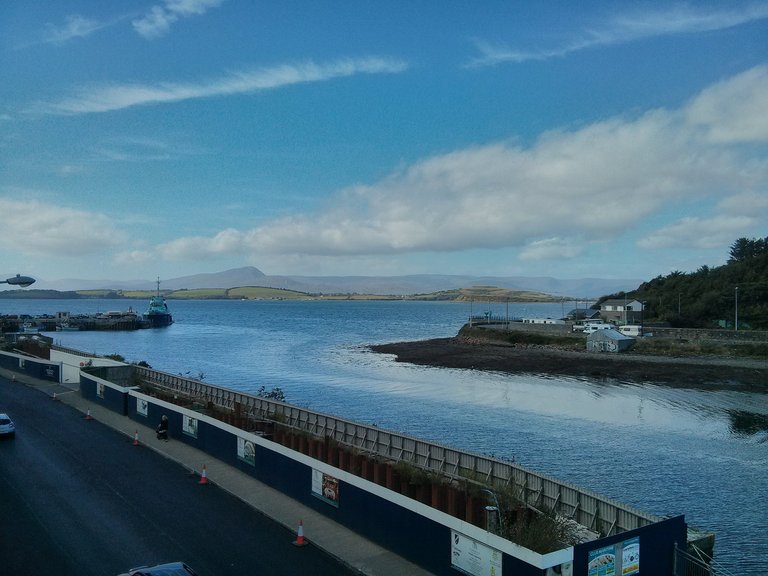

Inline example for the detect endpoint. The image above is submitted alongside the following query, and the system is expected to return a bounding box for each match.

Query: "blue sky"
[2,1,767,286]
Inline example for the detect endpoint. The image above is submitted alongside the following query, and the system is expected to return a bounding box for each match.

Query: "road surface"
[0,375,358,576]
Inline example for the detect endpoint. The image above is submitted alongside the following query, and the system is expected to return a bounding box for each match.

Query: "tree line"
[600,236,768,329]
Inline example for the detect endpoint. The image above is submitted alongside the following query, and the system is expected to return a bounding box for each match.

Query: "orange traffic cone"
[293,519,308,547]
[198,464,209,485]
[133,430,140,446]
[84,409,94,421]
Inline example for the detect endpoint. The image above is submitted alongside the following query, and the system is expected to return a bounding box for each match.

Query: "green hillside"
[601,236,768,330]
[410,286,563,302]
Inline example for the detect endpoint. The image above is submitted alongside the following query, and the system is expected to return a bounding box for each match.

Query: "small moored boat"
[143,278,173,327]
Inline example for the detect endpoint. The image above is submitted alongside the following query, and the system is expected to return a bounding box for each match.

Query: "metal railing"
[134,366,663,537]
[674,542,736,576]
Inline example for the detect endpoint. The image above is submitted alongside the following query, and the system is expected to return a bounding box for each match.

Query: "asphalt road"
[0,375,358,576]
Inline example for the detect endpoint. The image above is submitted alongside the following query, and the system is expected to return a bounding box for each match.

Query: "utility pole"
[735,287,739,331]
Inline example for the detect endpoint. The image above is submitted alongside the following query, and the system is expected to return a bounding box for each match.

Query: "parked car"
[118,562,198,576]
[0,413,16,438]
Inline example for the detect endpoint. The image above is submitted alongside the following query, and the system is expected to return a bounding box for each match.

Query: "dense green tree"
[609,236,768,329]
[729,236,768,263]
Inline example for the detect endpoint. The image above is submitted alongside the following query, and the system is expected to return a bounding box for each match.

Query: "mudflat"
[370,337,768,392]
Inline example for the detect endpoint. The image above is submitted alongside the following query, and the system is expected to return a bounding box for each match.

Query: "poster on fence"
[311,469,339,507]
[450,530,502,576]
[182,415,198,438]
[620,537,640,575]
[587,536,640,576]
[588,544,616,576]
[237,437,256,466]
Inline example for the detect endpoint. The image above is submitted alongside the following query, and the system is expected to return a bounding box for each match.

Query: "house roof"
[600,299,643,308]
[567,309,601,319]
[586,328,635,341]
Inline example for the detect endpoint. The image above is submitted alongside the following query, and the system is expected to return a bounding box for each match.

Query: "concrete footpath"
[1,369,435,576]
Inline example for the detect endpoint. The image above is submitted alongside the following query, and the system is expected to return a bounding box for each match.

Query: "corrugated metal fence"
[134,366,662,537]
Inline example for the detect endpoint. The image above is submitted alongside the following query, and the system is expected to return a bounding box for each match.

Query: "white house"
[599,299,644,324]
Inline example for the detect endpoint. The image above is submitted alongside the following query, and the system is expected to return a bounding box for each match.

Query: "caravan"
[619,324,653,338]
[618,325,648,337]
[582,322,612,334]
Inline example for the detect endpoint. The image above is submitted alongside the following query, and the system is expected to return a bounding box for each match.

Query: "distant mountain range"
[23,266,642,298]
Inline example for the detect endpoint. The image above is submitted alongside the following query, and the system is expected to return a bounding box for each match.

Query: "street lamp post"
[735,287,739,331]
[1,274,36,288]
[480,488,504,535]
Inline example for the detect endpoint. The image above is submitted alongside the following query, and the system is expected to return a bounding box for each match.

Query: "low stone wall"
[474,321,768,343]
[649,326,768,342]
[474,321,576,336]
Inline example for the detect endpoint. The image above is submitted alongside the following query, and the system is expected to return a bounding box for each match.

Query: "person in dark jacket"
[156,415,169,440]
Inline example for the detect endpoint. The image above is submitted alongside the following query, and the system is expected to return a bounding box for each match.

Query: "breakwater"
[1,309,152,332]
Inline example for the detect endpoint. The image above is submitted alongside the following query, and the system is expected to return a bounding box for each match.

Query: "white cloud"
[114,250,154,265]
[638,216,757,250]
[133,0,224,39]
[25,66,764,273]
[520,238,583,261]
[611,3,768,36]
[718,190,768,214]
[140,66,768,265]
[58,164,86,175]
[157,228,247,260]
[686,66,768,143]
[470,4,768,66]
[0,198,127,257]
[638,185,768,251]
[32,57,409,115]
[238,115,733,257]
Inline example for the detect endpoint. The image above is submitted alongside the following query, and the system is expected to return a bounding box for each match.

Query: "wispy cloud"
[133,0,225,39]
[42,15,106,44]
[469,4,768,66]
[16,14,126,48]
[22,2,218,48]
[144,66,768,265]
[32,57,409,115]
[520,238,584,261]
[90,136,204,162]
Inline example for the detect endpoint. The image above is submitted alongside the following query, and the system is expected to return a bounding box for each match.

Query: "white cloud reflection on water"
[325,345,766,441]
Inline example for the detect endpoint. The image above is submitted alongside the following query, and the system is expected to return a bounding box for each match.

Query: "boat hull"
[143,313,173,327]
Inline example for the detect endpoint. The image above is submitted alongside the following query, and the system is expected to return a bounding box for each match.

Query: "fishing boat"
[143,278,174,327]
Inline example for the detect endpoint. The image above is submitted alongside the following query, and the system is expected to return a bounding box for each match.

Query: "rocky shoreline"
[370,337,768,392]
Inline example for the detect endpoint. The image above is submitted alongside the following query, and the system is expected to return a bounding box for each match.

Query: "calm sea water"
[6,298,767,573]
